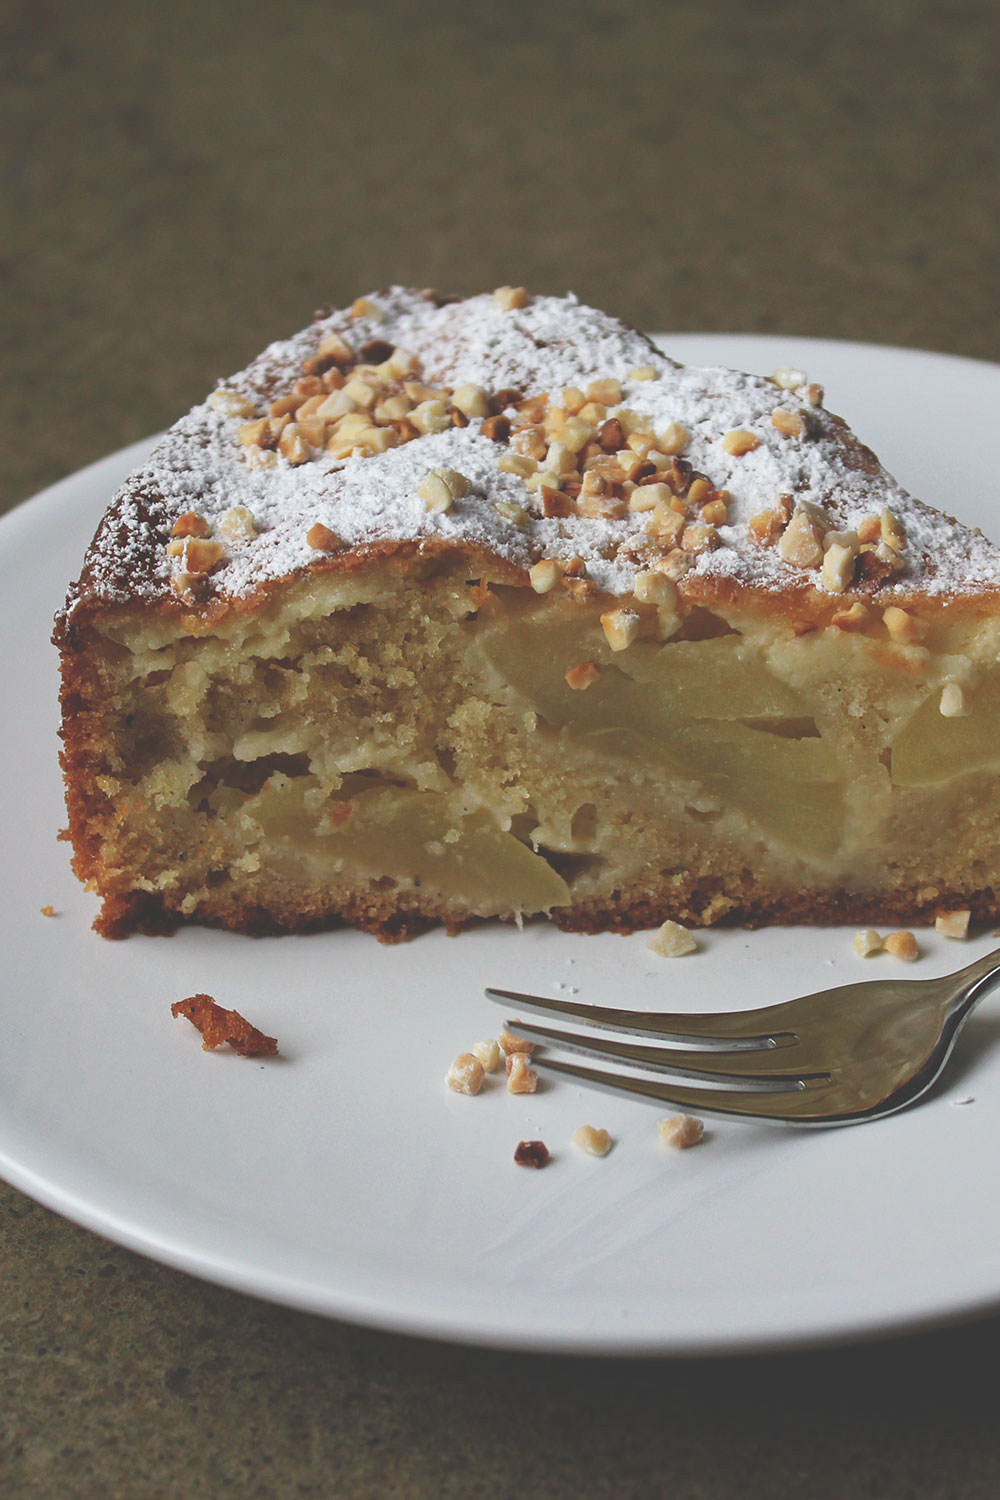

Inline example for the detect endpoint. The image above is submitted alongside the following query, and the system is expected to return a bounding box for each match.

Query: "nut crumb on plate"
[853,928,885,957]
[658,1114,705,1149]
[507,1053,539,1094]
[935,909,971,939]
[446,1052,486,1095]
[499,1028,535,1056]
[647,920,698,957]
[572,1125,613,1157]
[471,1039,503,1072]
[514,1139,550,1168]
[885,930,920,961]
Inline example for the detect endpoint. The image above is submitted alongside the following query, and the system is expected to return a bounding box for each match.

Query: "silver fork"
[486,946,1000,1126]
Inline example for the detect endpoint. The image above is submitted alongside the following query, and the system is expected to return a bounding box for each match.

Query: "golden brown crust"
[170,993,279,1055]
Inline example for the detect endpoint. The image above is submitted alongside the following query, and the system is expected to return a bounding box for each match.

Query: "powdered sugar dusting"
[66,289,1000,613]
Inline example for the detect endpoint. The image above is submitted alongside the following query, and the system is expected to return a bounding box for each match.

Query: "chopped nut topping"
[507,1053,539,1094]
[316,388,357,421]
[643,505,686,548]
[556,415,596,454]
[658,1114,704,1149]
[565,660,601,691]
[721,428,761,456]
[317,330,354,363]
[935,910,971,940]
[701,496,729,528]
[749,509,784,546]
[597,417,626,452]
[627,481,669,513]
[586,377,622,406]
[208,388,256,417]
[647,920,698,957]
[350,297,380,320]
[572,1125,613,1157]
[269,393,302,419]
[278,422,310,465]
[419,467,469,512]
[237,417,271,448]
[169,571,206,604]
[481,414,511,442]
[885,930,920,962]
[446,1053,485,1096]
[494,285,529,310]
[939,681,970,717]
[633,570,677,606]
[869,539,906,575]
[545,439,577,475]
[771,409,806,438]
[541,488,574,518]
[342,374,379,409]
[173,537,225,574]
[628,365,658,381]
[528,557,563,594]
[374,393,413,423]
[880,506,907,551]
[410,399,452,435]
[858,515,882,544]
[600,608,641,652]
[218,506,257,539]
[685,477,713,506]
[681,522,718,555]
[821,540,858,593]
[778,505,826,569]
[657,422,690,456]
[771,366,807,391]
[451,382,489,419]
[527,467,562,494]
[356,424,398,455]
[306,522,343,552]
[380,346,419,379]
[171,511,211,539]
[657,548,693,580]
[495,500,529,526]
[854,929,885,957]
[497,452,536,479]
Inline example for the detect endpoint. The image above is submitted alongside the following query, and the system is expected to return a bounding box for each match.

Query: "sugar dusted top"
[62,287,1000,623]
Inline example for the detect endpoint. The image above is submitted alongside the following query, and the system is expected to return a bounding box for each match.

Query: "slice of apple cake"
[54,287,1000,939]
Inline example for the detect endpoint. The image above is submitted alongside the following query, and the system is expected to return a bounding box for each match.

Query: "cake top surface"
[62,287,1000,620]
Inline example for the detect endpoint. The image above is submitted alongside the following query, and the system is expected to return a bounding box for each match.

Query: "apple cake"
[54,286,1000,940]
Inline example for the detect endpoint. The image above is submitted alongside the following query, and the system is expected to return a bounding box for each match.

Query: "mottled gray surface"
[5,0,1000,1493]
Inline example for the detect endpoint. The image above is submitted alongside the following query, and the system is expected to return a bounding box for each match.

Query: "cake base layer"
[57,552,1000,940]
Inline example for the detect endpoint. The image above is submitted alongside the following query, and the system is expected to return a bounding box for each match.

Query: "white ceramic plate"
[5,336,1000,1358]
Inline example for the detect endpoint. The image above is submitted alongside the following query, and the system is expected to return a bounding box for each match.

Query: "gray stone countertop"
[4,1,1000,1494]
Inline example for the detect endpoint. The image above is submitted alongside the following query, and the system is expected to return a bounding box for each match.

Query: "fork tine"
[486,987,798,1050]
[504,1017,828,1089]
[535,1054,837,1123]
